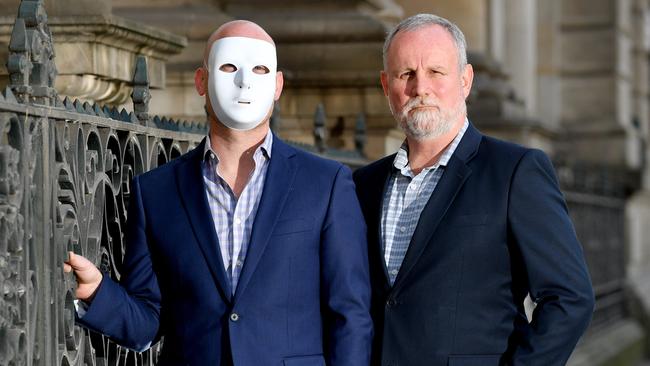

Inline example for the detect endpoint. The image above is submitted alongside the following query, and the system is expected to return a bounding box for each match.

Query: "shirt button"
[236,260,243,267]
[400,226,406,233]
[386,299,397,307]
[390,269,398,276]
[235,217,242,225]
[230,313,240,322]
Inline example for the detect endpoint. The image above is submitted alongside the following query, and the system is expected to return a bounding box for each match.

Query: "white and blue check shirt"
[202,132,272,296]
[381,120,468,285]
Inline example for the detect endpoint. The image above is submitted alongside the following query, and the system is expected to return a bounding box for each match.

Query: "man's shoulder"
[478,134,543,162]
[280,140,348,176]
[136,143,201,184]
[474,134,557,180]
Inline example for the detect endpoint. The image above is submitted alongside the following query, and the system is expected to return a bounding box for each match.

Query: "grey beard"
[393,98,466,141]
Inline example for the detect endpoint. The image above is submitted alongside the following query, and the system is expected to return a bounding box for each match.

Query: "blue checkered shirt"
[202,132,272,296]
[381,120,468,285]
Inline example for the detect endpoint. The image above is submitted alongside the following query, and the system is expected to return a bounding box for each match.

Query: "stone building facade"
[1,0,649,364]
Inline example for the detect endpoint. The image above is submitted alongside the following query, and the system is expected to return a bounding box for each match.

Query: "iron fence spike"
[3,87,18,103]
[83,101,94,115]
[8,18,28,53]
[63,97,74,111]
[133,56,149,85]
[110,107,120,119]
[119,108,130,122]
[74,99,85,114]
[93,103,105,118]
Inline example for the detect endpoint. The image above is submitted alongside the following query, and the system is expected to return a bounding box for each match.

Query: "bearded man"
[64,20,373,366]
[352,13,594,366]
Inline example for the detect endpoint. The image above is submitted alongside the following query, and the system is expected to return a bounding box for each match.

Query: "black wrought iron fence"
[0,1,206,365]
[555,162,636,334]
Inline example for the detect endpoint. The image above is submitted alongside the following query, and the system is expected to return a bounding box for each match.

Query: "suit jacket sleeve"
[321,165,373,366]
[508,149,595,365]
[76,175,161,351]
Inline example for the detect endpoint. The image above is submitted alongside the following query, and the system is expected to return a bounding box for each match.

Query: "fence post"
[314,103,326,152]
[7,18,32,103]
[132,56,152,127]
[14,0,58,106]
[355,112,366,157]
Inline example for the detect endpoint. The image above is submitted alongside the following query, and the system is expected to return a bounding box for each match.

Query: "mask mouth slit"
[237,101,251,105]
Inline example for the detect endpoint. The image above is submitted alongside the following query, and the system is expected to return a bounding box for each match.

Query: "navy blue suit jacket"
[353,123,594,366]
[78,135,373,365]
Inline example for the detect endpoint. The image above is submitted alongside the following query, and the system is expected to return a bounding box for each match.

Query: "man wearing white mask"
[64,20,373,366]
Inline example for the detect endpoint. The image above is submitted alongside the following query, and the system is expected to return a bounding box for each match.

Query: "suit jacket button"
[230,312,240,322]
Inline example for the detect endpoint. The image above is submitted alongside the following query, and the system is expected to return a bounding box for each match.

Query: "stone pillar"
[626,0,650,358]
[535,0,562,130]
[488,0,505,64]
[556,0,640,166]
[502,0,537,117]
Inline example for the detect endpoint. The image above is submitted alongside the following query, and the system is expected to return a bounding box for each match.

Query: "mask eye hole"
[253,65,270,74]
[219,63,237,73]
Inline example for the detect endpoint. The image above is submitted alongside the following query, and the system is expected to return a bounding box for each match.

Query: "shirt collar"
[203,130,273,163]
[393,118,470,174]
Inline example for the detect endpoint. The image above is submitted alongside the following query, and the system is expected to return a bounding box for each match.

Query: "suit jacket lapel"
[392,123,483,290]
[175,138,233,302]
[364,156,395,292]
[233,136,297,303]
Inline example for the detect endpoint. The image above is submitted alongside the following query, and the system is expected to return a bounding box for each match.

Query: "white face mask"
[207,37,277,131]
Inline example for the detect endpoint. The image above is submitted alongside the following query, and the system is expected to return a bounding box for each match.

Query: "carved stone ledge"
[0,14,187,105]
[55,75,130,105]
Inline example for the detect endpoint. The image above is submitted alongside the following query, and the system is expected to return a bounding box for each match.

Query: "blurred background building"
[0,0,649,365]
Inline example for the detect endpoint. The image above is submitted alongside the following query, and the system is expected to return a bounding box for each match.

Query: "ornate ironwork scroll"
[0,1,205,364]
[0,99,33,366]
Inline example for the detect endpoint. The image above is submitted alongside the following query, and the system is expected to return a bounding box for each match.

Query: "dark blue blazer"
[353,123,594,366]
[78,136,373,366]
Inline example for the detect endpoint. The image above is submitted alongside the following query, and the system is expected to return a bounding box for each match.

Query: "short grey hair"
[383,13,468,71]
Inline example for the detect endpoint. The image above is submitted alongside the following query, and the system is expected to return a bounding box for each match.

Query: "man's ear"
[194,67,208,96]
[274,71,284,101]
[380,70,389,97]
[461,64,474,99]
